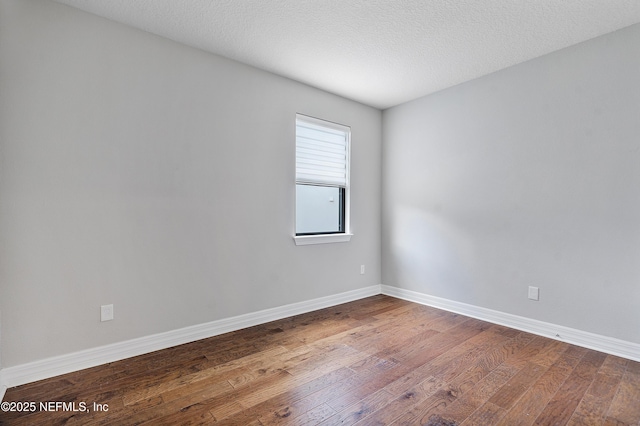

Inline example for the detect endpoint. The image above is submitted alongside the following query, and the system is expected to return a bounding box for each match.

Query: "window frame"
[293,114,352,246]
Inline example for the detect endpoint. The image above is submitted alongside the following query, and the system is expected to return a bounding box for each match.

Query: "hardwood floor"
[2,295,639,425]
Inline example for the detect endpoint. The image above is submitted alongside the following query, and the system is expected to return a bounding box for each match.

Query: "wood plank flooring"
[2,295,639,425]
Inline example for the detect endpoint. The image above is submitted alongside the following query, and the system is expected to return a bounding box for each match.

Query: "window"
[294,114,352,245]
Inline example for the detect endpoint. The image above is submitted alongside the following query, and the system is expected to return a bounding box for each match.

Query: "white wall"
[383,24,640,344]
[0,0,381,367]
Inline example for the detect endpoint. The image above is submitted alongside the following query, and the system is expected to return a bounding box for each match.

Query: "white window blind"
[296,115,349,187]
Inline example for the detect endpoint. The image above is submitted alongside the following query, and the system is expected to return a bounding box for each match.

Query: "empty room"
[1,0,639,424]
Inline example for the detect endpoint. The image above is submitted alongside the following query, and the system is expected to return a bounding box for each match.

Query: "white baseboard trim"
[381,285,640,362]
[1,285,381,389]
[4,283,637,392]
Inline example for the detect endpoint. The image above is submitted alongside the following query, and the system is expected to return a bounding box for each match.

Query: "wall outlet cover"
[101,304,114,321]
[528,286,539,301]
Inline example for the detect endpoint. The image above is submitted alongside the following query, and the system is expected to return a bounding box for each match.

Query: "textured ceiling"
[52,0,640,109]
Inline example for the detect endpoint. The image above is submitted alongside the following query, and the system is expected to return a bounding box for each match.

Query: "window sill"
[293,233,353,246]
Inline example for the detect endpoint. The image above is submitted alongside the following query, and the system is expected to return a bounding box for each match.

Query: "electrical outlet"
[101,304,114,321]
[360,265,365,275]
[528,286,539,301]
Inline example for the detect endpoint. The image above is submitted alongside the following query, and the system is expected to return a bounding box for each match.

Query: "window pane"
[296,184,343,235]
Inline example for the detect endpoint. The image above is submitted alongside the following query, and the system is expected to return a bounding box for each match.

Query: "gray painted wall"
[1,0,637,371]
[0,0,381,367]
[383,24,640,344]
